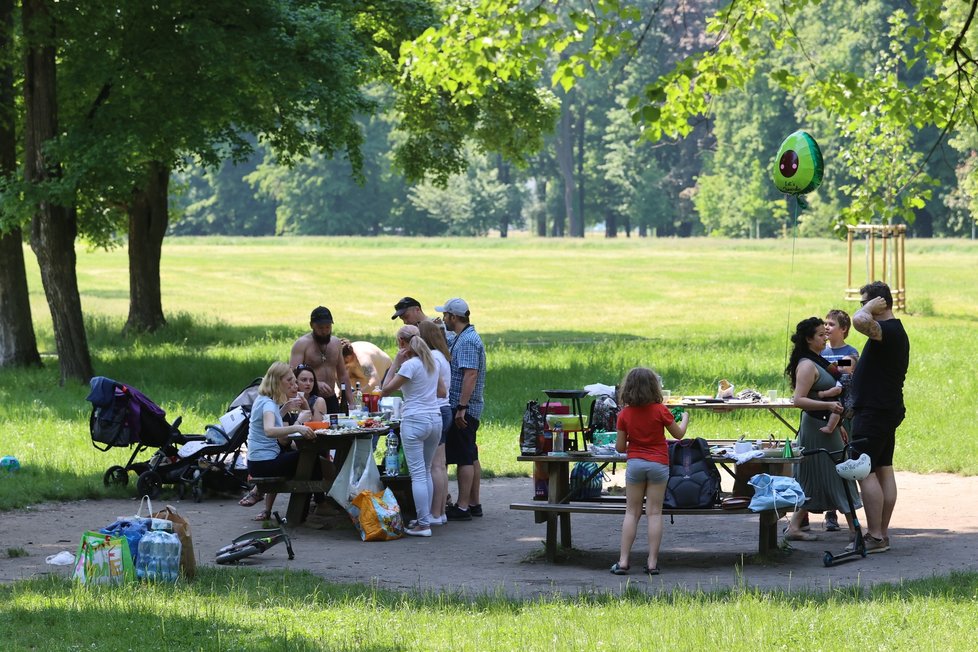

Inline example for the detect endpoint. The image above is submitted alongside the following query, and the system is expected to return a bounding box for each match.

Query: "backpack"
[663,437,721,509]
[588,394,620,435]
[569,461,604,499]
[519,400,546,454]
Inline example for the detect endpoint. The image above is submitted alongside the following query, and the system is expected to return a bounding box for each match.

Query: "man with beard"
[289,306,353,414]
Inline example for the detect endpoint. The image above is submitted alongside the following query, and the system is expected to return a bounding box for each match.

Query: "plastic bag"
[72,531,135,585]
[327,438,383,511]
[350,488,403,541]
[747,473,807,513]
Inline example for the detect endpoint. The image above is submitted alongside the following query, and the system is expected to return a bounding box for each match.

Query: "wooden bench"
[252,472,416,523]
[510,500,790,561]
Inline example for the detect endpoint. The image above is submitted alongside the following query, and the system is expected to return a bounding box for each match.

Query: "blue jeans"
[399,411,441,527]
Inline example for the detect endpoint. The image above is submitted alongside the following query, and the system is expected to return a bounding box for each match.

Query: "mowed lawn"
[2,236,977,511]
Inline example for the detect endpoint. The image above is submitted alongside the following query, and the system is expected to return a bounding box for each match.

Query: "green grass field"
[2,236,977,510]
[2,236,978,646]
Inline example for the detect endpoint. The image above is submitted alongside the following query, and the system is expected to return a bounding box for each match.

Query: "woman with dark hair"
[294,364,327,422]
[782,317,861,541]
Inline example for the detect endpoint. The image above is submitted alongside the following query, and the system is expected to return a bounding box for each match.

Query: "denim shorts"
[625,458,669,485]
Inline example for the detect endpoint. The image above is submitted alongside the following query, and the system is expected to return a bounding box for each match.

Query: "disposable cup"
[767,390,778,403]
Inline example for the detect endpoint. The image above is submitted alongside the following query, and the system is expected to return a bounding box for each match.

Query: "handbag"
[349,487,404,541]
[152,504,196,579]
[327,438,383,511]
[747,473,807,514]
[72,531,135,585]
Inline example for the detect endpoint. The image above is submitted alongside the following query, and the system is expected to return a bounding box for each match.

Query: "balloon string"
[781,194,801,390]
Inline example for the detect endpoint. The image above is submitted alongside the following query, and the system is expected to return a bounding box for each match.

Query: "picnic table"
[512,397,806,561]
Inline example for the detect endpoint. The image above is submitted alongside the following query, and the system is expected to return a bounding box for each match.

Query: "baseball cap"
[391,297,422,320]
[435,298,470,317]
[310,306,333,324]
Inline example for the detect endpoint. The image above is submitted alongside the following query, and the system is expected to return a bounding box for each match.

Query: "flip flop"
[252,510,271,522]
[609,562,630,575]
[643,566,660,576]
[784,531,819,541]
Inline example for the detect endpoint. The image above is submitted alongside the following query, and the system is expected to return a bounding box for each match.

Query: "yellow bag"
[152,505,196,579]
[349,488,403,541]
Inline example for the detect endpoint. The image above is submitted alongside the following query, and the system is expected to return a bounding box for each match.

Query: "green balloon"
[772,131,823,195]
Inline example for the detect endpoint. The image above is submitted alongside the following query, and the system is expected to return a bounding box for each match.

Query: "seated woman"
[246,361,318,521]
[240,364,325,509]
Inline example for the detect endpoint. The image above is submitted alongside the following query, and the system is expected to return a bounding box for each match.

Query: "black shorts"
[851,407,904,470]
[446,412,480,466]
[248,450,322,480]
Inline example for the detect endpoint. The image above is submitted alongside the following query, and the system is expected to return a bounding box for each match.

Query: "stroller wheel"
[136,470,163,499]
[103,466,129,487]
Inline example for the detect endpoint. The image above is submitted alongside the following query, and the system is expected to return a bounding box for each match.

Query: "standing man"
[391,297,429,326]
[850,281,910,553]
[437,298,486,521]
[289,306,353,413]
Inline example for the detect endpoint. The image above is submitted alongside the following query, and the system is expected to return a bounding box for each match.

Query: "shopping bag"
[327,438,383,510]
[747,473,807,513]
[72,531,135,585]
[152,504,197,579]
[350,488,403,541]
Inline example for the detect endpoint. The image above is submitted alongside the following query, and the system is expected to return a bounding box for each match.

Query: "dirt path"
[3,471,976,598]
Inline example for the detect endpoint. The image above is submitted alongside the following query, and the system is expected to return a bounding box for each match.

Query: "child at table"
[611,367,689,576]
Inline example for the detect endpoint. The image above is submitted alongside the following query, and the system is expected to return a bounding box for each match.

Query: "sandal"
[252,510,270,522]
[239,489,263,507]
[643,566,660,576]
[609,562,630,575]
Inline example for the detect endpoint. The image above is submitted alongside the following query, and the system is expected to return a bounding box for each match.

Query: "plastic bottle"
[384,430,400,476]
[353,382,364,414]
[552,421,564,454]
[137,520,181,582]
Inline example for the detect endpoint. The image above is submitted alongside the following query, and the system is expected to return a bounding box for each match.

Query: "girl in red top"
[611,367,689,576]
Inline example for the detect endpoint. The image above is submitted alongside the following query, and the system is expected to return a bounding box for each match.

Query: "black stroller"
[88,376,257,501]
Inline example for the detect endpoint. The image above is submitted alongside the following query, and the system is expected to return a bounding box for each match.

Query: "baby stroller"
[89,376,257,501]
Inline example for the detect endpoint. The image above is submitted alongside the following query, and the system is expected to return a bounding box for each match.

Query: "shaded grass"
[1,568,977,650]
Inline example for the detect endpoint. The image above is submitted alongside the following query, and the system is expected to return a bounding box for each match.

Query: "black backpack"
[519,400,546,454]
[663,437,721,509]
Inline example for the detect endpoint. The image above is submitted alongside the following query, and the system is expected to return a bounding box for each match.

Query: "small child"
[820,309,859,532]
[610,367,689,577]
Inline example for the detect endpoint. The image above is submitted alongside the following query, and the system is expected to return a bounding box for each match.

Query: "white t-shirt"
[396,355,440,418]
[432,350,450,409]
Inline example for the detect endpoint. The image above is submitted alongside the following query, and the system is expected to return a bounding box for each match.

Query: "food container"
[545,414,588,432]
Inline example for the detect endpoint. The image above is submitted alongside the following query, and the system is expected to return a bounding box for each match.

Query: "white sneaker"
[429,514,447,526]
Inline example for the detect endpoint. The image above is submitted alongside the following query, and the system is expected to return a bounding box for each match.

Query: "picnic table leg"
[545,514,558,562]
[758,510,778,555]
[286,442,320,526]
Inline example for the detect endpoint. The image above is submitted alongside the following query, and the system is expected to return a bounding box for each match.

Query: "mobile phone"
[837,359,852,368]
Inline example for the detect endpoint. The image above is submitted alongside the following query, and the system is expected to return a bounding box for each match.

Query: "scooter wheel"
[103,466,129,487]
[216,544,261,565]
[823,551,834,567]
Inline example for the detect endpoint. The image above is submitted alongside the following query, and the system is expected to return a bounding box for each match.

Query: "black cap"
[310,306,333,324]
[391,297,421,320]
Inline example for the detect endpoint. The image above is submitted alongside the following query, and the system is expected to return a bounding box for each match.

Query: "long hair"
[785,317,828,389]
[396,325,435,372]
[294,364,320,400]
[618,367,662,407]
[418,320,451,361]
[259,361,292,405]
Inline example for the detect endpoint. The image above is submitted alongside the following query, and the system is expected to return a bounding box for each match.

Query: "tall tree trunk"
[555,92,576,239]
[604,209,617,238]
[124,160,169,333]
[574,106,585,238]
[495,154,510,238]
[0,0,41,368]
[23,0,92,384]
[535,178,547,236]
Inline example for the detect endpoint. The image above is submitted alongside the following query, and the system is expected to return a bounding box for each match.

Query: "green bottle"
[783,438,794,458]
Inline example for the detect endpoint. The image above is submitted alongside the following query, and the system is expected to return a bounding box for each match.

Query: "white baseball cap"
[435,298,470,317]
